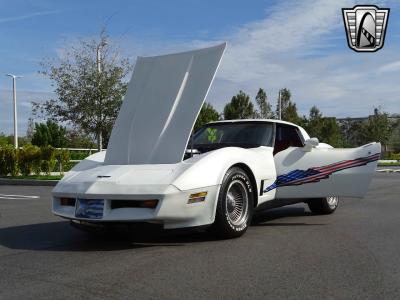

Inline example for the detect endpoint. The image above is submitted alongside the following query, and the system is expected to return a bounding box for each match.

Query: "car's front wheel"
[212,167,254,238]
[307,196,339,215]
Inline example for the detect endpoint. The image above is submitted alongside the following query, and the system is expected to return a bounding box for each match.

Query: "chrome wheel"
[308,196,339,215]
[225,180,249,226]
[213,167,254,238]
[327,196,339,208]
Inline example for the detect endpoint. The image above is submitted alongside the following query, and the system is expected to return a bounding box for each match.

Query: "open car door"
[268,123,380,198]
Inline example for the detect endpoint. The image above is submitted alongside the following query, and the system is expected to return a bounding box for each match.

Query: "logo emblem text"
[342,5,389,52]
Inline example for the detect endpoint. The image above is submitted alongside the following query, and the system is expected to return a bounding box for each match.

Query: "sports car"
[52,43,380,238]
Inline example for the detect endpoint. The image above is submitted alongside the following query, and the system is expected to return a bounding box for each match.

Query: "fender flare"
[173,147,274,208]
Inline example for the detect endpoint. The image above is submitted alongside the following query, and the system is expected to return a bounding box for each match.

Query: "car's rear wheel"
[307,196,339,215]
[212,167,254,238]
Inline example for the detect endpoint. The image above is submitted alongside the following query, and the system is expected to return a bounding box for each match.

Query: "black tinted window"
[193,122,274,147]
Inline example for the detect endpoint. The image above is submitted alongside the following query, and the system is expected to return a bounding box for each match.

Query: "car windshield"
[192,122,274,150]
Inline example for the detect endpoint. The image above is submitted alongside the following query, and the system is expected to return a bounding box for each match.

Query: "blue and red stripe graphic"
[264,152,380,193]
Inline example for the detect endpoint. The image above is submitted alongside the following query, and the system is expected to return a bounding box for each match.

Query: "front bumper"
[52,183,220,229]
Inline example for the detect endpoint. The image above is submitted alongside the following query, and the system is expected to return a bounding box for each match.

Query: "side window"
[274,124,304,155]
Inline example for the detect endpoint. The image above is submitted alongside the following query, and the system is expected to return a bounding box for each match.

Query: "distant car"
[52,44,380,238]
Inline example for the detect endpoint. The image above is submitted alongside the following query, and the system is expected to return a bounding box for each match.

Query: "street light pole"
[278,90,282,120]
[96,46,102,73]
[6,74,22,149]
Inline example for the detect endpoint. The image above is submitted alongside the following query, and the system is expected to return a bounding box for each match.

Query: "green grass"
[1,175,63,180]
[378,162,400,167]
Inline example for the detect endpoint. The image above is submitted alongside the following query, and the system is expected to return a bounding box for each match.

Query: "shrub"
[19,145,40,176]
[32,148,42,176]
[1,145,19,176]
[55,149,70,175]
[70,150,90,160]
[0,147,6,176]
[389,152,400,160]
[40,145,56,175]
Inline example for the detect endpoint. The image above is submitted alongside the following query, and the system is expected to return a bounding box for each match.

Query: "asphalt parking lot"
[1,173,400,299]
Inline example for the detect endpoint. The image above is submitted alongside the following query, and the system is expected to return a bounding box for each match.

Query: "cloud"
[0,89,54,134]
[0,10,60,24]
[378,61,400,73]
[204,0,400,118]
[2,0,399,135]
[218,0,351,81]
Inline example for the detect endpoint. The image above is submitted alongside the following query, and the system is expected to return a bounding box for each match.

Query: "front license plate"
[75,199,104,219]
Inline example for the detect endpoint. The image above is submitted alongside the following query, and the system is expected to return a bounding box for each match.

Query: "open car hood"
[104,43,226,165]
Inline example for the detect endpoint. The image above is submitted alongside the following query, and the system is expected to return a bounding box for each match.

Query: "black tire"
[212,167,254,238]
[307,196,339,215]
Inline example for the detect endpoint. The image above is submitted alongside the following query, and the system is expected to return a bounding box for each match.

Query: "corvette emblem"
[342,5,389,52]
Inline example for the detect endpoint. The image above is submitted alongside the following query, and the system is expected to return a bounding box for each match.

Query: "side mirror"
[303,138,319,152]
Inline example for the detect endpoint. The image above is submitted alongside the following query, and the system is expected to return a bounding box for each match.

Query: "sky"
[0,0,399,135]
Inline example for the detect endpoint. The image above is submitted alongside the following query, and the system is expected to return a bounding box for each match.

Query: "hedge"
[389,152,400,160]
[0,145,18,176]
[0,145,74,176]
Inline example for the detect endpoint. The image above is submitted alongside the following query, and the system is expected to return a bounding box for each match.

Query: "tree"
[388,119,400,152]
[304,106,323,138]
[26,118,35,141]
[276,88,300,123]
[254,88,273,119]
[65,129,96,149]
[0,133,9,147]
[339,118,364,147]
[360,108,392,152]
[194,102,220,131]
[34,28,133,150]
[303,106,343,147]
[223,90,255,120]
[31,120,67,148]
[0,133,29,148]
[320,117,343,147]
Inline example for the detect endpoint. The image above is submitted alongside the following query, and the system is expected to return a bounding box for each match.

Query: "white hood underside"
[105,43,226,165]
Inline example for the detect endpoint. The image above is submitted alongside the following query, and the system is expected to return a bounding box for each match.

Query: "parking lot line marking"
[0,194,40,199]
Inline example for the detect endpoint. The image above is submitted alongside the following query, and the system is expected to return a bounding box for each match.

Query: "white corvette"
[52,43,380,238]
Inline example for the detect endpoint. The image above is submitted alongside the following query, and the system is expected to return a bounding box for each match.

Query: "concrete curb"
[0,178,58,186]
[376,169,400,173]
